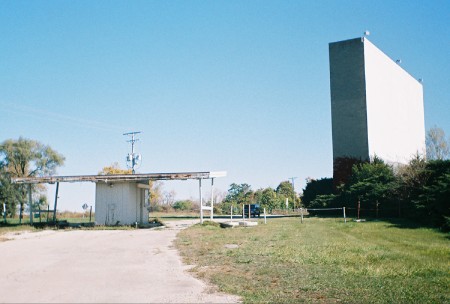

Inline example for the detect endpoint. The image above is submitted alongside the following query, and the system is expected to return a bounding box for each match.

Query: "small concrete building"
[95,182,150,226]
[329,37,425,181]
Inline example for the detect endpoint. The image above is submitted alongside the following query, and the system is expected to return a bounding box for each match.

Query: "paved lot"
[0,220,240,303]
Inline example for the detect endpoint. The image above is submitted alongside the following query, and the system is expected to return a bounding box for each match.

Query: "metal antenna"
[123,131,142,174]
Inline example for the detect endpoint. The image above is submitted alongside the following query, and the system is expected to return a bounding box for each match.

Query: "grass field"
[176,217,450,303]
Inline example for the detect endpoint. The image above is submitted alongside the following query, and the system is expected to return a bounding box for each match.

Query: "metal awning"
[11,171,227,184]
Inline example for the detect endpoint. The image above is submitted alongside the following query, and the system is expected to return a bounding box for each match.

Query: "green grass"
[1,214,95,225]
[0,224,39,241]
[175,217,450,303]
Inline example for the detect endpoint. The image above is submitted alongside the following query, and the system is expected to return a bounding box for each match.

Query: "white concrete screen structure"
[329,37,425,169]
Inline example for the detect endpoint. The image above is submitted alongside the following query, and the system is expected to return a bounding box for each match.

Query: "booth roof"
[11,171,227,184]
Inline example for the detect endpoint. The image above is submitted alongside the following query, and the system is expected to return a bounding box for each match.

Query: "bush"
[302,178,334,208]
[160,204,174,213]
[302,158,450,230]
[172,200,194,211]
[411,160,450,231]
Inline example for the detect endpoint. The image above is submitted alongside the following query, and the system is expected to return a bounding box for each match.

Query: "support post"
[242,204,245,221]
[210,178,214,220]
[343,207,346,223]
[300,208,304,224]
[53,182,59,223]
[199,179,203,224]
[230,205,233,222]
[357,200,360,220]
[139,188,144,224]
[89,206,92,222]
[28,184,33,226]
[47,205,49,224]
[3,203,6,224]
[264,208,266,224]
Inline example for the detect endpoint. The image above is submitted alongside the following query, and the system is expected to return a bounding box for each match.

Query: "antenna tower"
[123,131,142,174]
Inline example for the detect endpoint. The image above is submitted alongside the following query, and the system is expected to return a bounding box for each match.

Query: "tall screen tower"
[329,37,425,183]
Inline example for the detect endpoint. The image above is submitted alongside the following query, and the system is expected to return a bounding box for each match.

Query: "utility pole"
[124,131,142,174]
[288,177,298,209]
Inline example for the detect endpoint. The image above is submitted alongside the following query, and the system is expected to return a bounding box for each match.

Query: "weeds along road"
[0,220,240,304]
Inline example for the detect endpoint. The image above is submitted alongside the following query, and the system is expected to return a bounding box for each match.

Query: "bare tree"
[163,190,176,205]
[426,127,450,160]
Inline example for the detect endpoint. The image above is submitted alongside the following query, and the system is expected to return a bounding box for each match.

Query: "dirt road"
[0,220,240,303]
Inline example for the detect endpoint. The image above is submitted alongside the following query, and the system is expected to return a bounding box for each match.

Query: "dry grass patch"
[176,217,450,303]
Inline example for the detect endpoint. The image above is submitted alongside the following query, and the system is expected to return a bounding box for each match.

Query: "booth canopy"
[11,171,227,184]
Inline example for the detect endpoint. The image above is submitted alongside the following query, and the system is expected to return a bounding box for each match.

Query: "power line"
[288,177,298,208]
[288,177,298,189]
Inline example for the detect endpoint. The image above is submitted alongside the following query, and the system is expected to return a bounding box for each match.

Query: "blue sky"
[1,0,449,211]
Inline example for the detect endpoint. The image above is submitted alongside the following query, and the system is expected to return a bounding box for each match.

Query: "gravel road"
[0,220,240,303]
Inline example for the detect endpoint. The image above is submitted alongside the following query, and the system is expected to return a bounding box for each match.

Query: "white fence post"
[199,179,203,224]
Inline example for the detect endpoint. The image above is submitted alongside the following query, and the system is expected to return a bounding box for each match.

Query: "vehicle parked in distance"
[243,204,261,218]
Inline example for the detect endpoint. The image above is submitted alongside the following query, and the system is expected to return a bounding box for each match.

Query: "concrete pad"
[239,221,258,227]
[220,222,240,228]
[0,220,240,303]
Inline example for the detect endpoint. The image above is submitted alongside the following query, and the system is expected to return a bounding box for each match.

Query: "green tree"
[0,172,21,217]
[220,183,254,214]
[256,187,278,213]
[301,178,334,208]
[0,137,65,217]
[411,160,450,230]
[426,127,450,160]
[276,181,298,209]
[396,155,428,217]
[308,194,337,209]
[342,156,397,215]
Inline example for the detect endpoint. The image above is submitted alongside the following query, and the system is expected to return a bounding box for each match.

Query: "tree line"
[214,181,300,215]
[302,127,450,231]
[2,127,449,230]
